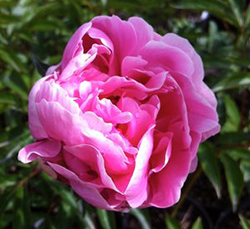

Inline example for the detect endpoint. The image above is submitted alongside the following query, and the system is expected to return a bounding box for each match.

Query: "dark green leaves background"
[0,0,250,228]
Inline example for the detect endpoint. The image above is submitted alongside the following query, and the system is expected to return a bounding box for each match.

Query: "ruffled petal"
[48,162,119,210]
[18,140,61,163]
[163,33,204,83]
[36,100,87,145]
[92,97,132,125]
[118,97,158,146]
[139,40,194,77]
[147,147,192,207]
[121,56,148,76]
[125,126,154,208]
[61,22,92,69]
[92,16,137,75]
[149,131,173,174]
[63,144,119,191]
[28,75,52,139]
[35,79,81,114]
[128,17,154,53]
[172,72,220,140]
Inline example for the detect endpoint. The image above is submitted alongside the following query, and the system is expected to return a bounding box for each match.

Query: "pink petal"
[153,32,162,41]
[63,145,119,191]
[172,72,220,140]
[163,34,218,110]
[60,52,97,80]
[48,162,118,210]
[139,40,194,77]
[189,131,202,160]
[93,97,132,125]
[88,27,114,52]
[125,126,155,208]
[92,16,137,75]
[189,156,198,173]
[149,132,173,174]
[81,111,113,134]
[28,75,52,139]
[35,80,81,114]
[61,22,92,69]
[147,147,192,207]
[118,97,156,146]
[188,131,202,173]
[156,77,190,145]
[200,82,218,109]
[121,56,148,76]
[18,140,61,163]
[128,17,154,53]
[163,33,204,83]
[34,99,128,172]
[101,72,166,100]
[36,100,86,145]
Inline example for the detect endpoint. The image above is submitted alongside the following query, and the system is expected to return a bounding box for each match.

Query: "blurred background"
[0,0,250,228]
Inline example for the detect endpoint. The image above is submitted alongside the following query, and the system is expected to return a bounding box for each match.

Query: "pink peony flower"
[18,16,220,211]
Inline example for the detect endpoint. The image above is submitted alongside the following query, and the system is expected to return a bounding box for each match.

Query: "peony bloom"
[18,16,220,211]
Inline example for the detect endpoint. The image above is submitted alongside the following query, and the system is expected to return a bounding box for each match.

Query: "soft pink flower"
[18,16,220,211]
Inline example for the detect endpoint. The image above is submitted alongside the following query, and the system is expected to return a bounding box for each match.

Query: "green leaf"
[0,92,17,105]
[3,74,29,100]
[96,209,116,229]
[12,186,31,229]
[171,0,237,27]
[213,73,250,92]
[220,154,244,211]
[0,130,31,164]
[239,215,250,229]
[222,95,240,132]
[0,49,21,72]
[42,175,96,229]
[198,143,221,198]
[240,160,250,192]
[130,209,151,229]
[0,12,20,25]
[0,176,16,190]
[0,212,12,229]
[59,189,79,210]
[53,197,76,229]
[27,20,62,31]
[245,4,250,31]
[101,0,107,6]
[215,132,250,145]
[191,217,203,229]
[224,57,250,69]
[165,215,181,229]
[227,0,244,28]
[0,0,14,8]
[16,2,62,27]
[42,218,57,229]
[83,212,96,229]
[226,149,250,161]
[207,21,218,52]
[0,186,16,219]
[106,1,141,11]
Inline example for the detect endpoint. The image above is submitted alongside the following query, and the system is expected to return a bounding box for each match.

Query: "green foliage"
[191,217,203,229]
[222,95,241,132]
[0,0,249,228]
[240,215,250,229]
[220,154,244,211]
[130,209,151,229]
[165,215,182,229]
[96,209,117,229]
[198,143,222,198]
